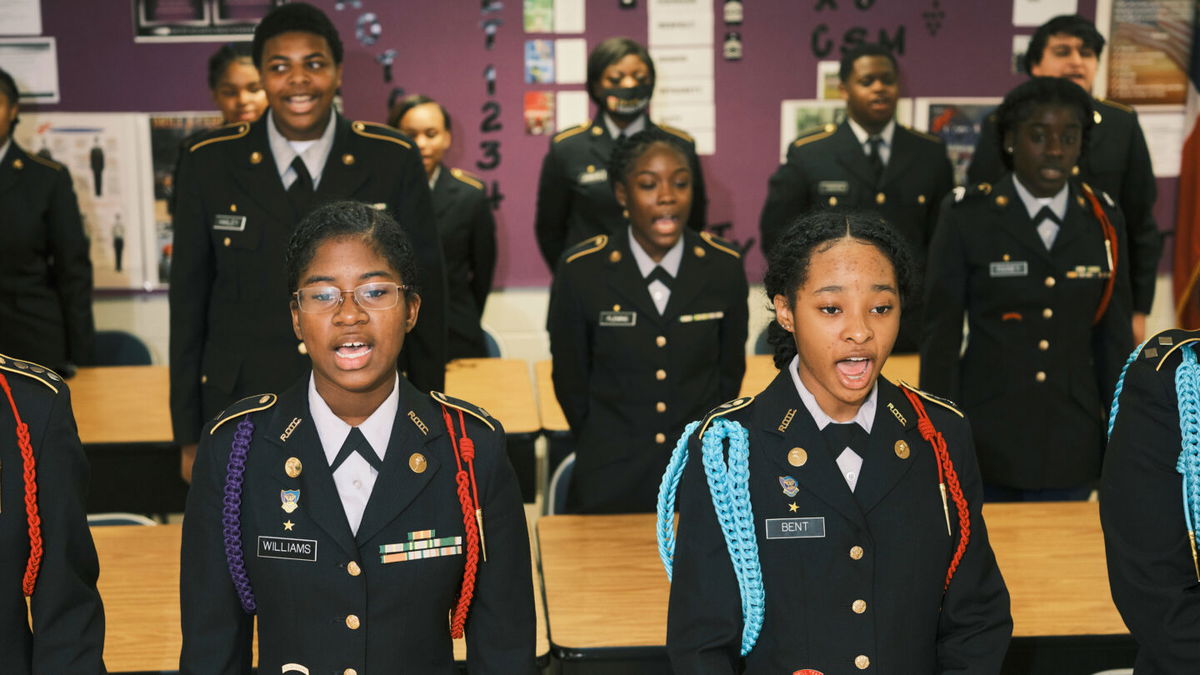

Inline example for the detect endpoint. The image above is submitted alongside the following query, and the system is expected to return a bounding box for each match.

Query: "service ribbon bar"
[380,544,464,564]
[380,536,463,554]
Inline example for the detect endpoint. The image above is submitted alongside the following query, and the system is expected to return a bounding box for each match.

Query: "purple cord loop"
[222,416,257,614]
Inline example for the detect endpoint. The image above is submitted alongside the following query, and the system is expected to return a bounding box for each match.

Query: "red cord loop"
[440,403,481,639]
[0,372,43,596]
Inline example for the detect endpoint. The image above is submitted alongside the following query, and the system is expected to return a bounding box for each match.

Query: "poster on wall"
[914,97,1001,187]
[1104,0,1192,106]
[132,0,284,42]
[13,113,154,291]
[778,99,913,164]
[0,37,59,104]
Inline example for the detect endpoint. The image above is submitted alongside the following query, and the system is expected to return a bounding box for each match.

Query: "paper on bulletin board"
[655,79,714,104]
[524,91,555,135]
[1138,109,1185,177]
[0,0,42,35]
[817,61,840,100]
[525,39,555,83]
[555,90,590,131]
[653,102,715,134]
[555,38,587,84]
[648,0,714,46]
[1013,0,1078,27]
[650,46,714,80]
[914,97,1002,186]
[1012,34,1031,75]
[554,0,584,33]
[0,37,59,104]
[523,0,554,32]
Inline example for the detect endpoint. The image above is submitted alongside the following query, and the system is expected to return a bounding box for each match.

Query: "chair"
[482,328,502,358]
[753,326,771,355]
[91,330,152,366]
[547,452,575,515]
[87,512,158,526]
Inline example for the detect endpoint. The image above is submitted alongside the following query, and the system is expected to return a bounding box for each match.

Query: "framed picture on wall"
[778,98,913,164]
[913,97,1001,187]
[1099,0,1191,106]
[133,0,286,42]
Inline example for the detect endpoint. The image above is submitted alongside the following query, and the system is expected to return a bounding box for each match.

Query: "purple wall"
[39,0,1174,288]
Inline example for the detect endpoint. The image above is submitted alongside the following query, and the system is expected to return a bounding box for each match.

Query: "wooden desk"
[537,503,1126,658]
[94,520,549,673]
[71,366,172,445]
[534,359,570,434]
[445,358,540,435]
[739,353,920,398]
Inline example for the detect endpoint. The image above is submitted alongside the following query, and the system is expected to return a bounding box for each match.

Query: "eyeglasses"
[293,282,410,313]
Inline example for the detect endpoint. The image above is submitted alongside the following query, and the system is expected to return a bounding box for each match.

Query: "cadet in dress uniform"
[968,15,1159,341]
[0,354,105,674]
[0,68,94,376]
[171,4,447,479]
[180,202,535,675]
[922,77,1133,500]
[392,95,497,360]
[548,128,747,514]
[534,37,708,270]
[1102,329,1200,673]
[662,211,1011,673]
[759,43,953,353]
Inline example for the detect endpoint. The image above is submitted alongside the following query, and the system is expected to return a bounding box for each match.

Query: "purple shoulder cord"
[222,416,257,613]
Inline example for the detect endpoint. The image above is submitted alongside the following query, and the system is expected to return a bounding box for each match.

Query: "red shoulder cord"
[1082,184,1120,325]
[0,372,43,596]
[901,387,970,590]
[440,404,484,639]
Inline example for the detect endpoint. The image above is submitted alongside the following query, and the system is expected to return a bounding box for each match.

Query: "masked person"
[535,37,708,271]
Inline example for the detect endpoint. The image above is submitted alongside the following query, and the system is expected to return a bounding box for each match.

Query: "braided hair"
[994,76,1094,171]
[763,210,917,368]
[607,126,691,191]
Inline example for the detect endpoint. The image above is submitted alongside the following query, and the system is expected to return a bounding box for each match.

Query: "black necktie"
[330,427,383,472]
[1035,206,1062,225]
[646,265,673,289]
[867,136,884,184]
[822,422,868,455]
[287,156,314,212]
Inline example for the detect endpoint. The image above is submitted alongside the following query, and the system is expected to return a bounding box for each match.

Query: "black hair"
[764,210,916,369]
[387,94,452,133]
[993,76,1094,171]
[252,2,343,69]
[207,42,255,91]
[607,127,691,190]
[0,67,17,131]
[286,201,419,297]
[587,37,656,106]
[1023,15,1105,75]
[838,43,899,83]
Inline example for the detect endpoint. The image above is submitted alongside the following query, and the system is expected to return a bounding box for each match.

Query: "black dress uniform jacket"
[169,113,447,445]
[667,372,1012,673]
[534,115,708,269]
[968,99,1161,314]
[0,356,105,674]
[432,166,496,360]
[1102,329,1200,673]
[759,121,954,353]
[0,143,94,373]
[547,229,748,513]
[920,176,1133,490]
[180,376,536,674]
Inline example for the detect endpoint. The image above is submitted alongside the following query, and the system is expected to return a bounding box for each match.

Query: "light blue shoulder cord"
[657,417,764,656]
[1108,339,1200,580]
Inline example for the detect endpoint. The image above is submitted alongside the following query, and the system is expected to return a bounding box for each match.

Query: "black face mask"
[602,83,653,118]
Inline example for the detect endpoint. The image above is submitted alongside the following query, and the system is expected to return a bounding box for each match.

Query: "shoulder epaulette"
[564,234,608,263]
[449,167,484,191]
[189,122,251,152]
[902,125,943,144]
[952,182,993,204]
[26,153,63,171]
[553,121,591,143]
[699,231,741,258]
[0,354,61,393]
[898,381,963,418]
[1136,329,1200,371]
[351,120,412,149]
[659,124,694,143]
[429,391,495,431]
[793,123,837,148]
[699,396,755,435]
[1098,98,1134,114]
[210,393,277,435]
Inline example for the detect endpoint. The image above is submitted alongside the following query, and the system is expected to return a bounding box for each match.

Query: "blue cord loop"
[1107,338,1151,439]
[657,417,765,656]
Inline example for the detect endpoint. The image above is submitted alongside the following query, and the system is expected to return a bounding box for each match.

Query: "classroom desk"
[537,502,1130,674]
[71,366,172,445]
[94,521,549,673]
[739,353,921,398]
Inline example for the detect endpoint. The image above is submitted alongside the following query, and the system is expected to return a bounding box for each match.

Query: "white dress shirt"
[787,355,878,491]
[1013,177,1069,250]
[267,110,338,190]
[628,227,684,314]
[847,117,896,167]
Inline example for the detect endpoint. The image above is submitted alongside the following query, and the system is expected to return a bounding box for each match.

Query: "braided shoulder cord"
[440,405,481,639]
[1107,339,1151,439]
[656,418,764,656]
[1174,345,1200,581]
[0,372,43,596]
[222,416,256,613]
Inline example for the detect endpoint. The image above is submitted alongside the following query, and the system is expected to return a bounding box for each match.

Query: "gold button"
[1002,253,1011,261]
[345,614,360,630]
[655,433,666,444]
[1043,307,1053,319]
[656,401,666,413]
[1044,276,1056,288]
[285,457,303,478]
[1072,164,1081,175]
[592,126,603,135]
[200,374,208,384]
[694,246,706,257]
[656,335,667,347]
[1077,195,1086,207]
[409,453,427,473]
[223,237,232,247]
[788,447,807,467]
[298,342,308,355]
[875,192,885,205]
[855,654,870,669]
[917,194,926,204]
[849,545,864,560]
[230,203,238,213]
[1038,339,1049,351]
[828,196,838,206]
[1036,371,1047,383]
[345,669,358,675]
[586,164,595,172]
[613,304,621,311]
[258,395,270,404]
[609,250,622,263]
[893,440,910,459]
[852,599,867,614]
[656,369,667,381]
[342,153,355,165]
[347,561,361,576]
[12,158,22,169]
[995,195,1009,206]
[250,151,262,164]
